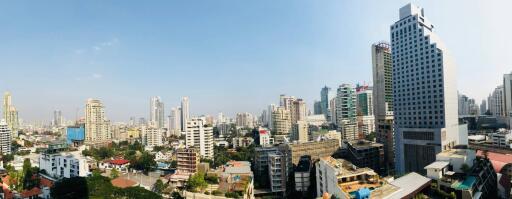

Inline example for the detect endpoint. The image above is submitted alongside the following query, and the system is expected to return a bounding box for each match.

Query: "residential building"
[176,148,200,174]
[39,152,89,179]
[141,126,164,147]
[294,155,312,192]
[0,119,12,154]
[99,159,130,172]
[489,85,505,117]
[2,92,19,136]
[85,99,111,144]
[181,97,190,131]
[236,112,254,129]
[232,137,254,148]
[168,107,181,136]
[268,151,287,194]
[185,117,214,159]
[292,120,308,143]
[336,84,358,141]
[489,129,512,148]
[267,104,276,129]
[218,161,255,199]
[425,147,497,199]
[254,147,279,188]
[272,107,292,143]
[290,98,307,125]
[329,98,337,124]
[149,96,165,128]
[480,100,487,115]
[345,140,385,175]
[391,4,467,174]
[504,72,512,117]
[321,86,331,120]
[257,129,273,147]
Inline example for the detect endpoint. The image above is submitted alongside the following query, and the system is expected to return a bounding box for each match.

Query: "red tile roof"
[476,150,512,173]
[40,177,54,188]
[111,177,137,188]
[20,187,42,198]
[107,159,130,165]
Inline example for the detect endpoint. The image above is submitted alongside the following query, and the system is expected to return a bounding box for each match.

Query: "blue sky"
[1,0,510,122]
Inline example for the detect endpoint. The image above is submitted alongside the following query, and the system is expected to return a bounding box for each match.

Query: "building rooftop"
[223,161,252,174]
[424,161,450,170]
[385,172,431,199]
[321,156,376,177]
[437,148,474,159]
[347,140,383,149]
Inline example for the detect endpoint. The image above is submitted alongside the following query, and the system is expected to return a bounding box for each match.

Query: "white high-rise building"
[185,117,214,160]
[85,99,111,143]
[168,107,181,136]
[391,4,466,174]
[489,85,505,116]
[181,97,190,131]
[3,92,19,136]
[149,96,165,128]
[267,104,276,129]
[0,119,12,154]
[142,126,164,147]
[504,72,512,116]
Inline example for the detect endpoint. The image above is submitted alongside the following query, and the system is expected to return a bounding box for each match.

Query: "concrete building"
[279,139,339,166]
[232,137,254,148]
[480,100,487,115]
[290,98,307,125]
[294,155,312,193]
[149,96,165,128]
[372,42,395,174]
[66,125,85,145]
[489,129,512,148]
[268,151,287,194]
[39,152,89,179]
[489,85,505,117]
[272,107,292,143]
[168,107,181,136]
[2,92,19,136]
[336,84,358,141]
[176,148,200,174]
[267,104,276,130]
[425,148,497,199]
[257,129,273,147]
[292,120,308,143]
[504,72,512,117]
[391,4,467,174]
[185,117,214,160]
[181,97,190,131]
[254,147,279,187]
[85,99,111,144]
[141,126,164,147]
[0,119,12,154]
[313,100,322,115]
[330,98,337,124]
[345,140,385,175]
[321,86,331,120]
[53,110,63,127]
[235,112,254,129]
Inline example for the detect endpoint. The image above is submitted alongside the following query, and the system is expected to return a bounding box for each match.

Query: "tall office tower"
[356,85,375,137]
[504,72,512,116]
[185,117,213,160]
[168,107,181,136]
[2,92,19,135]
[290,98,307,124]
[149,96,165,128]
[272,107,292,143]
[267,104,276,129]
[181,97,190,131]
[313,101,322,115]
[235,112,254,128]
[372,42,395,173]
[260,110,268,127]
[53,110,63,127]
[480,100,487,115]
[458,93,470,115]
[320,86,331,119]
[217,112,225,125]
[0,119,12,154]
[336,84,357,140]
[391,4,466,174]
[489,85,505,116]
[85,99,111,143]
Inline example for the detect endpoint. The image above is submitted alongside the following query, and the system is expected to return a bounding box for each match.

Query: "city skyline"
[1,1,511,122]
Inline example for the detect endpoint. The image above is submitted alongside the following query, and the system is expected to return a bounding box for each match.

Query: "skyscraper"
[0,119,12,154]
[181,97,190,131]
[320,86,331,119]
[356,85,375,137]
[168,107,181,136]
[272,106,292,143]
[2,92,19,136]
[336,84,357,141]
[504,72,512,116]
[372,42,395,173]
[391,4,466,174]
[290,98,307,125]
[53,110,63,127]
[185,117,213,159]
[267,104,276,129]
[489,85,505,116]
[149,96,165,128]
[480,100,487,115]
[85,99,110,143]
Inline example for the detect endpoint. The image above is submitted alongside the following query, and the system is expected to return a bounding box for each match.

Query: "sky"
[0,0,511,122]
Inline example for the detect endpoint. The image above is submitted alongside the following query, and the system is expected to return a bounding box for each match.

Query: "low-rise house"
[99,159,130,172]
[218,161,254,199]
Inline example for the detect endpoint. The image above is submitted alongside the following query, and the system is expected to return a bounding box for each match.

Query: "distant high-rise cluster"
[149,96,165,128]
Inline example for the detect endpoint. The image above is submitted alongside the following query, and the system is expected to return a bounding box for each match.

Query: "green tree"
[110,168,120,179]
[152,179,167,194]
[186,172,208,192]
[51,177,88,199]
[130,151,156,173]
[22,159,38,189]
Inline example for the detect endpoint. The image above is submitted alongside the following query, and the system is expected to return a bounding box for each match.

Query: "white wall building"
[0,119,12,154]
[142,126,164,147]
[504,73,512,116]
[391,4,466,174]
[181,97,190,132]
[185,117,214,159]
[39,152,89,179]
